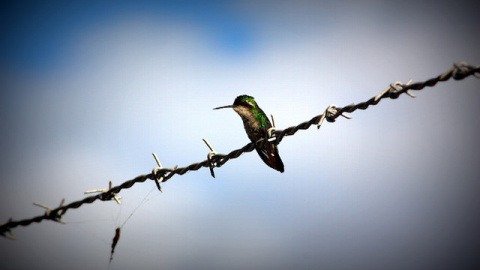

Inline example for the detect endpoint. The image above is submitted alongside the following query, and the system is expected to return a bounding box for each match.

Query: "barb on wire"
[203,138,226,178]
[85,181,122,204]
[33,199,67,224]
[1,62,479,238]
[0,219,15,240]
[316,104,351,129]
[152,153,164,192]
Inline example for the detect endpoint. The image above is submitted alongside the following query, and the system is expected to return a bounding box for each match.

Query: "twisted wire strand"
[1,62,479,238]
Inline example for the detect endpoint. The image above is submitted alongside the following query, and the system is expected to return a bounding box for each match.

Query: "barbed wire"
[1,62,479,239]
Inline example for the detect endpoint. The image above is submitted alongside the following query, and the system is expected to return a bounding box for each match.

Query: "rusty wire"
[1,62,479,239]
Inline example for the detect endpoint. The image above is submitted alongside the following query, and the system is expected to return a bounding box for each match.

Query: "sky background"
[1,1,479,269]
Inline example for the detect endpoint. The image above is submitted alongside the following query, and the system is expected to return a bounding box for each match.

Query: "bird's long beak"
[213,105,234,110]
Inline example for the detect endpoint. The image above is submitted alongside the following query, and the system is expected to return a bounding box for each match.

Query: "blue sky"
[1,1,480,269]
[0,1,255,71]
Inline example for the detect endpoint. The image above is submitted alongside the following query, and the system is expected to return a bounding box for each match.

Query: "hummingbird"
[214,95,284,173]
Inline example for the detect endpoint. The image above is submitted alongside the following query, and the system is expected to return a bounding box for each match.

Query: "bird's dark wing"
[255,141,284,173]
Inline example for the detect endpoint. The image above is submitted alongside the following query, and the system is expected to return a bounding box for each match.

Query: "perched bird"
[214,95,284,173]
